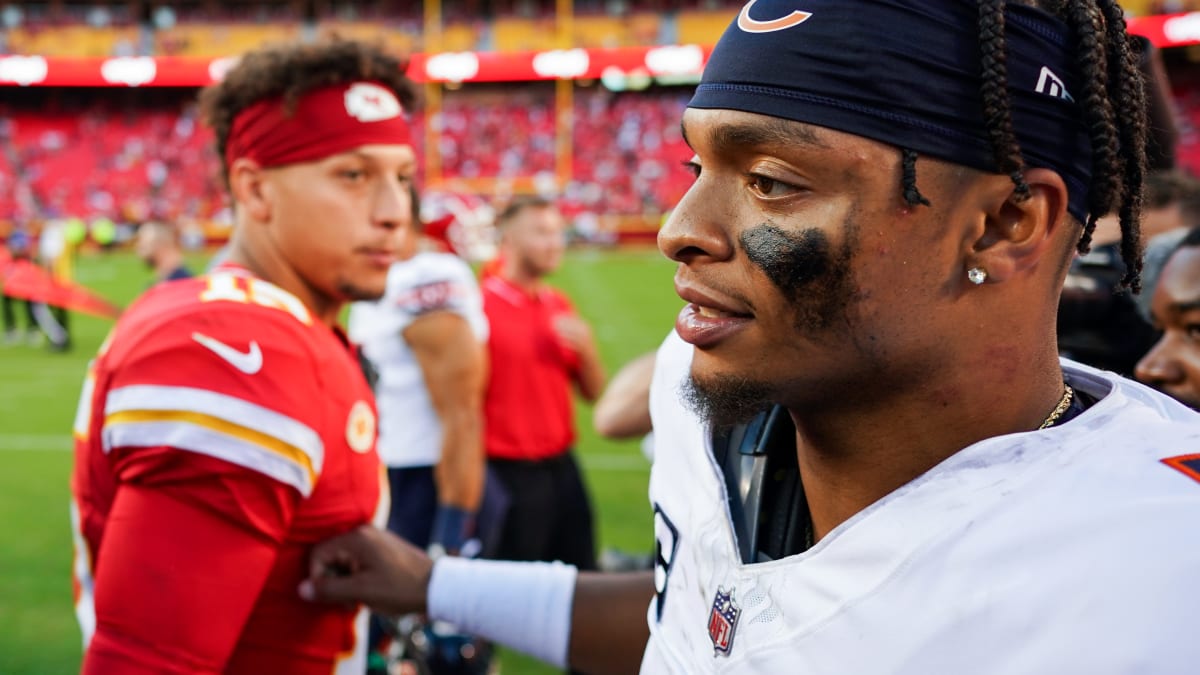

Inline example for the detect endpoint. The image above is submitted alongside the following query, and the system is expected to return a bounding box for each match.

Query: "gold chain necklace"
[1038,384,1075,430]
[802,384,1075,551]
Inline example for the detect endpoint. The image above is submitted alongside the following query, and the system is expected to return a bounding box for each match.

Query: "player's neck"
[155,250,182,279]
[789,344,1067,543]
[225,243,342,327]
[499,258,545,293]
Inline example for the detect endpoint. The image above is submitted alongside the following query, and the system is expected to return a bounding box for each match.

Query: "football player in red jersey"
[70,39,417,674]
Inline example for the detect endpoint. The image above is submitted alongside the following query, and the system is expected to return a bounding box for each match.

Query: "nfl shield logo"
[708,586,741,656]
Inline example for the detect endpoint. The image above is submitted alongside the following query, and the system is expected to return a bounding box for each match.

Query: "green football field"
[0,246,681,674]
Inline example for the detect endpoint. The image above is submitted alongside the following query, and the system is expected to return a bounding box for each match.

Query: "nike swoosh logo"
[191,332,263,375]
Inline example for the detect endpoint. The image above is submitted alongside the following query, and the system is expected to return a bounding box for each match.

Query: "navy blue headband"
[689,0,1092,222]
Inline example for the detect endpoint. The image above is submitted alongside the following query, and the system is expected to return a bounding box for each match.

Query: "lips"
[674,279,753,349]
[360,248,398,268]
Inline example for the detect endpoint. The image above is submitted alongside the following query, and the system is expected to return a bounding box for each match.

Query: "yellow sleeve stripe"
[103,409,319,497]
[105,384,324,471]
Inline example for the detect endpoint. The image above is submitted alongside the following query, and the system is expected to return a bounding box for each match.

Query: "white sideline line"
[0,435,652,472]
[579,454,651,472]
[0,434,74,452]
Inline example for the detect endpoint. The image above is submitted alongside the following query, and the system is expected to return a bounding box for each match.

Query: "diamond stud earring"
[967,267,987,285]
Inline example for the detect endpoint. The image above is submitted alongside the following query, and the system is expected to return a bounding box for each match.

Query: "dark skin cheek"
[739,221,859,334]
[741,223,831,298]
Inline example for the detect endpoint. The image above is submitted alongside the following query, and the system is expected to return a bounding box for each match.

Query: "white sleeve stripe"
[69,499,96,648]
[105,384,323,472]
[103,420,316,497]
[73,368,97,440]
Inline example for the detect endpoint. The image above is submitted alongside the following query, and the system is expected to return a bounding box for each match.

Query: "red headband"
[224,81,413,169]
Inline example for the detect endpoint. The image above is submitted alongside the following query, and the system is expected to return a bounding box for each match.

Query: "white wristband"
[427,556,578,669]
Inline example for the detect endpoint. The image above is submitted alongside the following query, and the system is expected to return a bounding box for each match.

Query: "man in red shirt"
[481,196,606,571]
[70,40,417,674]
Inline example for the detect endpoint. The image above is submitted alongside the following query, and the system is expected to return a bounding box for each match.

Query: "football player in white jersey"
[300,2,1200,673]
[347,187,490,670]
[348,187,489,555]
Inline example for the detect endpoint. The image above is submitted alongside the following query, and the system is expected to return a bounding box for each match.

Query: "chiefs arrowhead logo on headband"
[737,0,812,34]
[225,80,412,169]
[344,82,403,123]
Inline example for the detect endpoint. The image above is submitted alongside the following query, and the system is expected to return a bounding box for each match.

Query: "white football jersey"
[643,331,1200,674]
[348,252,488,468]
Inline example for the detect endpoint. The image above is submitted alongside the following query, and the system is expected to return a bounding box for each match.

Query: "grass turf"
[0,246,680,674]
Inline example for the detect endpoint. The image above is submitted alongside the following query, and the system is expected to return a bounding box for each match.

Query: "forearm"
[407,312,487,509]
[593,392,653,439]
[433,409,485,510]
[593,351,655,439]
[568,571,654,675]
[303,533,655,671]
[574,344,608,403]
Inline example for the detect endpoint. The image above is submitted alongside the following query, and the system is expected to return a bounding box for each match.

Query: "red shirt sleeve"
[81,475,291,674]
[82,305,326,672]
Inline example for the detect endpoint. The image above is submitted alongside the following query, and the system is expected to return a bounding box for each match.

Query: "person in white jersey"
[347,186,490,671]
[348,185,488,555]
[301,2,1200,673]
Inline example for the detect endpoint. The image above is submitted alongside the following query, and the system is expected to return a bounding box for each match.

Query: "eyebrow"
[342,149,415,169]
[1169,298,1200,314]
[681,117,828,155]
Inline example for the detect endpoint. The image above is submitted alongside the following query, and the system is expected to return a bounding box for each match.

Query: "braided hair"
[900,148,933,208]
[976,0,1148,291]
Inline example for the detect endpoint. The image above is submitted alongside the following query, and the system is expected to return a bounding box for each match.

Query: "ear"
[496,224,514,248]
[967,167,1070,284]
[228,158,272,224]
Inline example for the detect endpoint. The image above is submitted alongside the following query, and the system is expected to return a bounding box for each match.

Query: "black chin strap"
[711,406,808,564]
[713,386,1096,564]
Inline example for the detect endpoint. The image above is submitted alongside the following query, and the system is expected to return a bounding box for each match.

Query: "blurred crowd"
[0,85,694,240]
[0,0,745,58]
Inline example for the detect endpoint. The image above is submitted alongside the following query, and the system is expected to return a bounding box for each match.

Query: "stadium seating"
[2,0,1197,240]
[0,0,1181,63]
[1172,73,1200,175]
[434,22,485,52]
[0,86,692,234]
[0,1,742,58]
[154,23,300,58]
[7,70,1200,237]
[5,25,142,58]
[2,102,223,229]
[675,9,736,46]
[487,14,657,51]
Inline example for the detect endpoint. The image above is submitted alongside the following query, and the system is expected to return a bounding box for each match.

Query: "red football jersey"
[70,269,386,674]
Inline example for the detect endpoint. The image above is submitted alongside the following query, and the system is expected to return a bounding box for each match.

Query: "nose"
[372,177,413,231]
[1135,333,1184,390]
[657,178,735,265]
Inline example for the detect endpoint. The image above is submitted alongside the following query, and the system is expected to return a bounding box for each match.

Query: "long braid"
[977,0,1032,200]
[1097,0,1148,292]
[986,0,1148,291]
[900,148,931,207]
[1062,0,1124,254]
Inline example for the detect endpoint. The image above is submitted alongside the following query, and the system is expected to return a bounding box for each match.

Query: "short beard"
[336,280,386,303]
[680,372,774,431]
